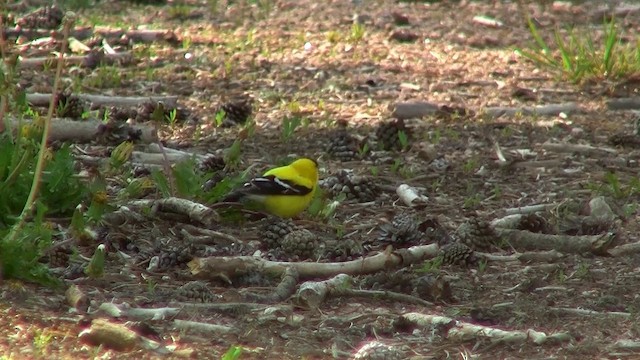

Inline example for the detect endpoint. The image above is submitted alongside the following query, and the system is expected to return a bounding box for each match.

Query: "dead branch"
[483,102,581,118]
[608,242,640,257]
[402,312,572,345]
[97,302,180,320]
[391,101,439,119]
[296,273,352,308]
[131,151,203,165]
[173,302,293,314]
[548,307,630,319]
[18,52,132,70]
[126,198,220,227]
[26,92,179,108]
[541,141,617,155]
[173,320,235,335]
[607,97,640,110]
[4,26,178,43]
[242,267,299,304]
[337,289,433,307]
[189,244,439,280]
[476,250,565,263]
[6,117,157,143]
[502,203,557,216]
[396,184,428,207]
[495,228,616,255]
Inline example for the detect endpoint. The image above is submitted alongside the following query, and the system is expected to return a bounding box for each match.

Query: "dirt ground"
[3,0,640,359]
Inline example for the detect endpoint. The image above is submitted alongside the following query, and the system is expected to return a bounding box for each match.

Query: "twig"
[483,102,582,118]
[26,93,179,108]
[402,312,572,345]
[189,244,439,280]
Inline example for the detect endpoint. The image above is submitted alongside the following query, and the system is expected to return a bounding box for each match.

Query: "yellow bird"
[223,158,319,218]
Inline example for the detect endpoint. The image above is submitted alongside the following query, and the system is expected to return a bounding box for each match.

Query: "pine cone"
[375,119,411,151]
[216,98,252,127]
[280,229,319,260]
[423,217,454,246]
[361,269,415,294]
[456,218,499,251]
[321,238,363,262]
[326,130,360,161]
[175,281,218,303]
[55,92,86,119]
[136,101,166,122]
[199,155,226,173]
[321,169,378,202]
[354,341,403,360]
[17,5,63,29]
[260,217,298,249]
[412,274,454,302]
[157,244,195,270]
[377,211,424,247]
[441,242,476,266]
[518,213,553,234]
[46,246,72,268]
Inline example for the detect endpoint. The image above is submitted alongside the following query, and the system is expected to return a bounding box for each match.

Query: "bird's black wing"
[244,175,313,196]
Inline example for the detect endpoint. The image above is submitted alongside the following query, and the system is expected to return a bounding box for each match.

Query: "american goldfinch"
[223,158,319,218]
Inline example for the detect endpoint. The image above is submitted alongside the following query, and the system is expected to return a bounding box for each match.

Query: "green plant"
[281,116,303,140]
[307,189,342,220]
[462,158,478,173]
[420,256,442,273]
[326,30,341,44]
[214,109,226,127]
[397,130,409,150]
[350,22,366,44]
[390,158,403,174]
[84,244,105,279]
[83,66,123,88]
[477,259,488,273]
[32,329,54,356]
[222,345,243,360]
[516,17,640,83]
[165,108,178,127]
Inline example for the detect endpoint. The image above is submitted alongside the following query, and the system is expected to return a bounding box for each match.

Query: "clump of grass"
[516,17,640,83]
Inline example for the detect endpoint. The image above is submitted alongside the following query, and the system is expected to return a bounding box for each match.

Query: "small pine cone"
[326,130,360,161]
[199,155,226,173]
[47,246,72,268]
[135,101,166,122]
[412,274,454,302]
[55,92,86,119]
[157,244,194,270]
[375,119,411,151]
[423,218,454,246]
[17,5,64,29]
[361,269,415,294]
[261,217,298,248]
[441,242,476,266]
[580,216,613,235]
[518,213,553,234]
[456,218,499,251]
[354,341,404,360]
[100,106,136,123]
[377,211,423,246]
[216,98,252,127]
[175,281,218,303]
[280,229,319,260]
[321,238,363,262]
[322,169,378,202]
